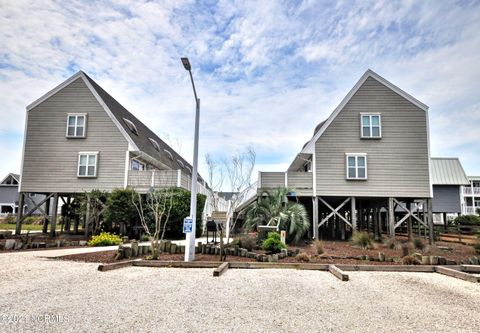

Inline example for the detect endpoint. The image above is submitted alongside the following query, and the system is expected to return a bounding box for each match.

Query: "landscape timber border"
[97,260,480,283]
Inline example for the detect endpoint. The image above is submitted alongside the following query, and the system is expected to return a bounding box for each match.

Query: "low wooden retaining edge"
[133,260,221,268]
[328,265,349,281]
[213,262,229,277]
[228,262,330,270]
[436,266,480,283]
[98,259,141,272]
[461,265,480,273]
[337,265,436,272]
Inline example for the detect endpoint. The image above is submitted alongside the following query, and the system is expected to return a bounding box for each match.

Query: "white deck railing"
[463,187,480,196]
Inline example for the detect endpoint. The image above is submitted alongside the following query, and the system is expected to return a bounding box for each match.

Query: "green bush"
[412,238,425,251]
[88,232,122,246]
[351,231,374,249]
[231,234,257,251]
[262,232,286,253]
[104,188,139,234]
[144,188,206,239]
[453,215,480,226]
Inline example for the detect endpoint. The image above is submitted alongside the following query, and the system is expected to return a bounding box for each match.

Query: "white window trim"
[360,113,382,139]
[345,153,367,180]
[131,158,146,171]
[66,113,87,138]
[77,152,99,178]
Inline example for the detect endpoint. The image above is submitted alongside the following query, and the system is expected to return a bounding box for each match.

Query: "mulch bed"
[56,239,477,265]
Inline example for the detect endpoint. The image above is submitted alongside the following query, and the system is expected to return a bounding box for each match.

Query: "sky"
[1,0,480,188]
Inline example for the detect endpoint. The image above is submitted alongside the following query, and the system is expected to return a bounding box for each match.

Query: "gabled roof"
[0,173,20,185]
[26,71,199,179]
[301,69,429,154]
[82,73,193,174]
[431,158,469,185]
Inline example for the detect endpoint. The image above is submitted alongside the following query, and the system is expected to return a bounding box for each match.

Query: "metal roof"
[431,158,469,185]
[468,176,480,181]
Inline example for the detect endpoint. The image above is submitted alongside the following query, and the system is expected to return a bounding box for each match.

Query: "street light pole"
[181,57,200,262]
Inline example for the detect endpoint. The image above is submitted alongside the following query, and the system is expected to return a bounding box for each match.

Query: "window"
[361,114,381,138]
[123,118,138,135]
[78,152,98,177]
[66,114,86,138]
[131,159,145,171]
[346,154,367,180]
[149,138,160,151]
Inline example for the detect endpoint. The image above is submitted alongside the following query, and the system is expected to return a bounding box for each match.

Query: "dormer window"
[123,118,138,135]
[177,159,184,168]
[66,114,87,138]
[361,114,381,138]
[149,138,160,151]
[163,149,173,160]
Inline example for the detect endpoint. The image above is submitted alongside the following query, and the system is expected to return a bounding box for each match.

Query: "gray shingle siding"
[20,77,128,193]
[315,76,430,198]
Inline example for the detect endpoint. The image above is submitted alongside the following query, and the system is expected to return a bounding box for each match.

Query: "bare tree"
[205,153,224,213]
[132,188,174,259]
[223,146,256,240]
[205,147,256,241]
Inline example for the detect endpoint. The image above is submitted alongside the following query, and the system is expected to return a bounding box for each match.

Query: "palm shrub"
[262,232,286,253]
[244,187,310,244]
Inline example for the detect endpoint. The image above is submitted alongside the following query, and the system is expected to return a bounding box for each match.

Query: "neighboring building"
[17,70,214,235]
[0,173,45,215]
[462,176,480,215]
[430,158,469,223]
[257,69,433,241]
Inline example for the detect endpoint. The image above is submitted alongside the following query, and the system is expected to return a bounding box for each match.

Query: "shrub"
[402,255,420,265]
[88,232,122,247]
[385,237,401,250]
[314,240,324,255]
[412,238,425,251]
[296,252,310,262]
[141,234,150,242]
[262,232,286,253]
[351,231,374,249]
[2,215,16,224]
[401,242,414,257]
[453,215,480,226]
[232,234,257,251]
[104,188,139,234]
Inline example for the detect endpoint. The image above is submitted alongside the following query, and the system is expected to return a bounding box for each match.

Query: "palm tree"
[244,187,309,244]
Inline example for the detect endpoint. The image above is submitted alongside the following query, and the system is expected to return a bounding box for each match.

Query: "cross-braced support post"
[388,197,395,238]
[427,199,434,245]
[15,192,25,236]
[351,197,357,232]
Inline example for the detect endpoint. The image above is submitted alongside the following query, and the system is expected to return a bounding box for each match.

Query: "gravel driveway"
[0,252,479,332]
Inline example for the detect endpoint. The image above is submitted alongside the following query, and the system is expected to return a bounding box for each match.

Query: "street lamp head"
[181,57,191,71]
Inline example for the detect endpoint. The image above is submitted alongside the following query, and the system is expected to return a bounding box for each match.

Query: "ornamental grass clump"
[351,231,374,249]
[262,232,286,253]
[314,240,324,255]
[88,232,122,247]
[402,255,420,265]
[385,237,402,250]
[412,238,425,251]
[296,252,310,262]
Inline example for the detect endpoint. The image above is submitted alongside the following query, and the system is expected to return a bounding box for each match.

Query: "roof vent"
[177,159,185,168]
[186,166,192,174]
[163,149,173,160]
[123,118,138,135]
[149,138,160,151]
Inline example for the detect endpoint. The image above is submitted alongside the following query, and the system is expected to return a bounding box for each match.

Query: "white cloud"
[0,0,479,184]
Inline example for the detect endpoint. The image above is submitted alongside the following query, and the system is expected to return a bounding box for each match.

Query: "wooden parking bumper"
[436,266,480,283]
[132,260,221,268]
[328,265,349,281]
[213,262,229,277]
[97,259,141,272]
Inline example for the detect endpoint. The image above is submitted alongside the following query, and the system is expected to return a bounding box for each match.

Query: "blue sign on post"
[183,217,193,233]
